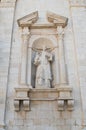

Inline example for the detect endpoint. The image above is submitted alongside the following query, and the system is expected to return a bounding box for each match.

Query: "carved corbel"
[14,88,30,111]
[14,100,20,111]
[58,100,64,111]
[23,100,30,111]
[67,99,74,111]
[57,86,74,111]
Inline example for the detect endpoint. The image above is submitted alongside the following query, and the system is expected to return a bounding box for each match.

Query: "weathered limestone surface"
[0,1,15,129]
[0,0,86,130]
[71,7,86,117]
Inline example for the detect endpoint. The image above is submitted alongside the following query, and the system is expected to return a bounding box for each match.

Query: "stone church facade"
[0,0,86,130]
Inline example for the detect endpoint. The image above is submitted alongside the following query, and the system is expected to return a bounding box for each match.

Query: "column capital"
[20,27,30,41]
[22,27,30,35]
[57,26,64,38]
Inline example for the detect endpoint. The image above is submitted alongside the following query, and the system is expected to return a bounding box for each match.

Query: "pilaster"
[20,27,30,85]
[57,26,67,84]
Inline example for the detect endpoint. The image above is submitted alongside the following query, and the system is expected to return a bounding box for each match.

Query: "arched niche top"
[28,35,58,48]
[32,38,54,51]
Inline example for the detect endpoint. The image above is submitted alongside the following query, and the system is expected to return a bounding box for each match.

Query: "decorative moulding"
[1,0,16,2]
[17,11,68,28]
[47,11,68,27]
[30,23,55,29]
[14,87,74,111]
[17,11,38,27]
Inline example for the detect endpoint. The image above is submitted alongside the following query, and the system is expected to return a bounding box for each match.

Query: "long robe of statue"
[34,46,52,88]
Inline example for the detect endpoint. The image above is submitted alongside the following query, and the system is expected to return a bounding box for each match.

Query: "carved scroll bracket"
[14,88,30,111]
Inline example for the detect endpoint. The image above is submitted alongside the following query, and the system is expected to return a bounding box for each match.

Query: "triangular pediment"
[17,11,38,27]
[17,11,68,28]
[47,11,68,27]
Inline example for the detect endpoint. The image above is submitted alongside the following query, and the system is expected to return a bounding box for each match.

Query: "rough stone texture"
[0,4,15,129]
[71,7,86,117]
[0,0,86,130]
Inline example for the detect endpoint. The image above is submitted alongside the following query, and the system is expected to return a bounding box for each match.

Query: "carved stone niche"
[14,88,30,111]
[17,11,69,88]
[31,37,58,88]
[15,11,74,111]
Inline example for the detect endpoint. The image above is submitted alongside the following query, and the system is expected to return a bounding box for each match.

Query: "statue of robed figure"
[34,46,53,88]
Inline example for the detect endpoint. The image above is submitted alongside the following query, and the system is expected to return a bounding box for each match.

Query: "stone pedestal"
[14,87,74,111]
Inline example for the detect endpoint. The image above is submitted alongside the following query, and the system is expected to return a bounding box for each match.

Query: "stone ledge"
[30,23,56,29]
[30,98,57,101]
[14,86,74,111]
[14,87,73,99]
[14,97,30,100]
[30,86,72,92]
[30,88,58,92]
[0,2,15,8]
[58,97,73,100]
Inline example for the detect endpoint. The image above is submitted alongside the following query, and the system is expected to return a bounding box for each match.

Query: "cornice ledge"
[1,0,16,3]
[47,11,68,27]
[17,11,39,27]
[0,2,15,7]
